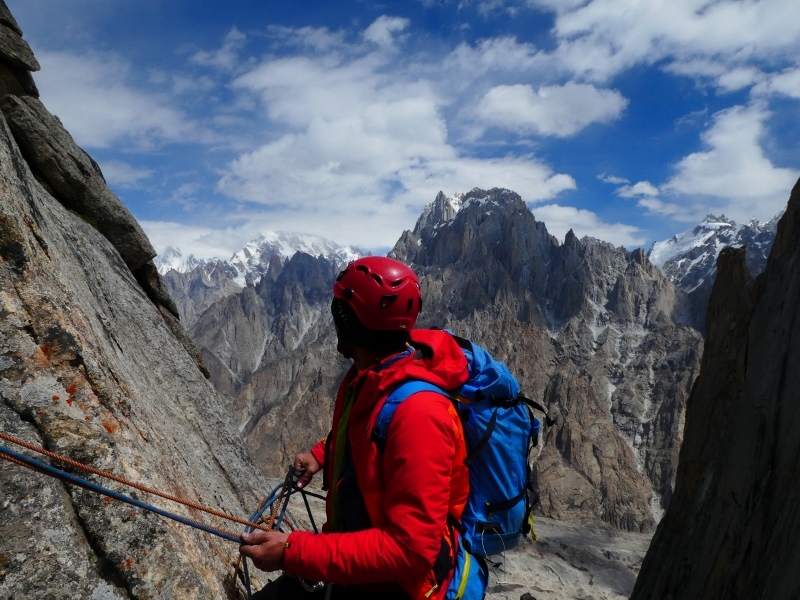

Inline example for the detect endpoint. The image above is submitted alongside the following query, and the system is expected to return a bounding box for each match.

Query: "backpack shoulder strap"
[371,381,450,449]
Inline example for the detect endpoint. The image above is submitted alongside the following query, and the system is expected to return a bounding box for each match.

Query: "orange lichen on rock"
[102,419,119,434]
[66,383,77,395]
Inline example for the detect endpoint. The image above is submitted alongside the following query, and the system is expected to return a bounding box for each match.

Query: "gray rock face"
[0,107,269,599]
[632,178,800,599]
[191,252,347,470]
[0,14,269,596]
[0,1,39,73]
[487,517,652,600]
[1,95,156,271]
[158,233,360,329]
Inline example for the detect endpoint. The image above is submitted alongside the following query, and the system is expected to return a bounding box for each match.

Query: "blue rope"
[1,443,325,598]
[0,444,243,543]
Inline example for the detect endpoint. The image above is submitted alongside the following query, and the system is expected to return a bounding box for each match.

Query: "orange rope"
[0,430,272,533]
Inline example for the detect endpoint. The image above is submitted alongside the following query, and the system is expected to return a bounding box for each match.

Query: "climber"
[239,256,470,599]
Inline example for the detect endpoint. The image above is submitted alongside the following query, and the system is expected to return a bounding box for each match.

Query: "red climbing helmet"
[333,257,421,331]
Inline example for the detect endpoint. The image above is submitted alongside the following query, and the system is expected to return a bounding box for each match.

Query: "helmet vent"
[370,273,384,286]
[356,265,370,274]
[389,279,403,288]
[380,294,398,309]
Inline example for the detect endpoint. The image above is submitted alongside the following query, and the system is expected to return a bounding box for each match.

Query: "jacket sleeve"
[282,392,460,585]
[310,438,326,468]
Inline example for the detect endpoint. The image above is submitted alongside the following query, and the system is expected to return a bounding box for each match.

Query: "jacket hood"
[369,328,469,396]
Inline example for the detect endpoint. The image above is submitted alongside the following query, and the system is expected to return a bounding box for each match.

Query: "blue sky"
[7,0,800,258]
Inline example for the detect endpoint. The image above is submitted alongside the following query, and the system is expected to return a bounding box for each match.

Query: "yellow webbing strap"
[456,551,472,599]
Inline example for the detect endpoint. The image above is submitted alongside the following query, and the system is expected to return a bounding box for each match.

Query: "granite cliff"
[632,178,800,598]
[0,4,268,597]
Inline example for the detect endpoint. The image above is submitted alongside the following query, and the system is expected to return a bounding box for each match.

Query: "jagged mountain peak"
[413,187,529,234]
[648,212,780,295]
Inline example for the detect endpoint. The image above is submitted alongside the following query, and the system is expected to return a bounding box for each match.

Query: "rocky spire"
[632,177,800,599]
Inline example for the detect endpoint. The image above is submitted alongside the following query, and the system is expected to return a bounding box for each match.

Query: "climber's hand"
[294,452,321,489]
[239,531,290,572]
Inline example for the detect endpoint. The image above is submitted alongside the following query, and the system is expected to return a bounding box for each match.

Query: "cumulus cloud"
[36,50,208,149]
[475,82,627,137]
[635,197,699,222]
[616,181,660,199]
[536,0,800,88]
[598,174,629,185]
[363,16,410,48]
[191,27,247,70]
[219,22,576,248]
[663,103,799,222]
[99,160,154,188]
[753,66,800,99]
[532,204,646,247]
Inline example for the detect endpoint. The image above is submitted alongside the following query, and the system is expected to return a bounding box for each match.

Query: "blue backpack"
[373,333,551,599]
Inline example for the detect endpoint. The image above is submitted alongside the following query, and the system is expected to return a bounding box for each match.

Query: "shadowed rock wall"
[632,177,800,599]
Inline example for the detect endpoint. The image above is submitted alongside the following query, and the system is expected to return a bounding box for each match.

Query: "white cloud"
[616,181,660,199]
[663,103,799,222]
[141,221,248,261]
[218,24,576,249]
[363,16,410,48]
[537,0,800,87]
[753,66,800,99]
[99,160,154,188]
[475,82,627,137]
[636,198,698,222]
[443,36,547,82]
[35,50,208,149]
[532,204,646,247]
[599,174,629,185]
[191,27,247,71]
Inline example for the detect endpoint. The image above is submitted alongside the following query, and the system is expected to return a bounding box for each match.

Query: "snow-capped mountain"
[155,231,362,287]
[155,232,362,326]
[152,246,209,275]
[227,231,361,286]
[648,213,780,294]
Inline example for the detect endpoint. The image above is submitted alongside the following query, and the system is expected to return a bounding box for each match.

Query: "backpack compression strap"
[518,395,556,427]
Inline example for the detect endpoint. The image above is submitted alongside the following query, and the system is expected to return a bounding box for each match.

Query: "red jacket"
[282,329,470,599]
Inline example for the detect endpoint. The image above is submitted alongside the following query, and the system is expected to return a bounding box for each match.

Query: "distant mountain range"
[155,232,362,326]
[155,231,361,286]
[156,207,780,327]
[155,190,779,531]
